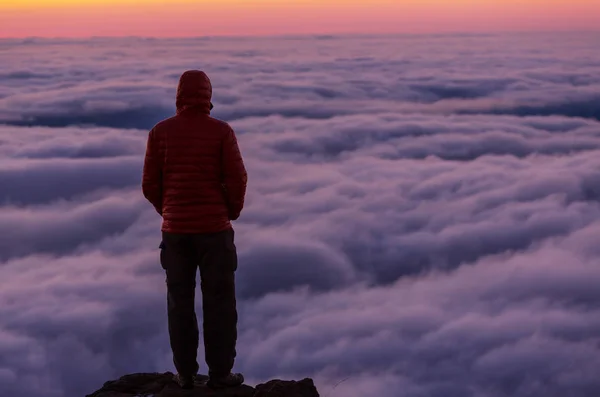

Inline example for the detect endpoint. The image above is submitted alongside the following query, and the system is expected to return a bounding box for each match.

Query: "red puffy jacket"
[142,70,248,233]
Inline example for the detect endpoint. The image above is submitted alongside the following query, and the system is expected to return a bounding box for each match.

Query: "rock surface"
[254,379,320,397]
[85,372,320,397]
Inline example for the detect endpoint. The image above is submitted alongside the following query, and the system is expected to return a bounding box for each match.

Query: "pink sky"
[1,0,599,37]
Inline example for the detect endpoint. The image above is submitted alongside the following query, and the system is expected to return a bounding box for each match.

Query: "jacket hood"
[176,70,212,115]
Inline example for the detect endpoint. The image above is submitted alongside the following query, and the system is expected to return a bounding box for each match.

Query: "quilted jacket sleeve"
[222,125,248,220]
[142,128,163,216]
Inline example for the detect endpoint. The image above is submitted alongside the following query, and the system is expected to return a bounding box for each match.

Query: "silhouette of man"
[142,70,247,390]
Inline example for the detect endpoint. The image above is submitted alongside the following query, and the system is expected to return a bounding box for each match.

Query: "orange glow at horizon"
[1,0,598,37]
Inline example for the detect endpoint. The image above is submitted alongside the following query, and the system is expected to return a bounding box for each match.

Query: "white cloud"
[1,33,600,397]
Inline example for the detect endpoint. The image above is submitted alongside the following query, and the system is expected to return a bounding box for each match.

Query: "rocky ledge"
[86,372,320,397]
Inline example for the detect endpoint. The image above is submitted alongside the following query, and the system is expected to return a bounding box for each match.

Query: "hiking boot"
[173,373,195,389]
[207,373,244,389]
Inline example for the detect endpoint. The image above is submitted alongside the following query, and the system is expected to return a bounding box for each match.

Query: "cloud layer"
[1,33,600,397]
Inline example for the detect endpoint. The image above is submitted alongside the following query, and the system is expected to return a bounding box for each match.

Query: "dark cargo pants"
[160,228,238,378]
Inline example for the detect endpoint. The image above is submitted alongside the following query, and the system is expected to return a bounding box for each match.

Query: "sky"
[1,33,600,397]
[1,0,599,37]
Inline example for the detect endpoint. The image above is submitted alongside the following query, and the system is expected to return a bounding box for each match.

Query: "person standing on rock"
[142,70,248,390]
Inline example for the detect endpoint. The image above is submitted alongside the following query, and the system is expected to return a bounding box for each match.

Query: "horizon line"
[2,29,599,41]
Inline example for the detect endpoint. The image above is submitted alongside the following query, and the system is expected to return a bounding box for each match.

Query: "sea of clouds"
[1,32,600,397]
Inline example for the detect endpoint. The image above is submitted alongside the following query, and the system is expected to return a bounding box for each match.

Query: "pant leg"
[196,228,238,378]
[162,232,200,377]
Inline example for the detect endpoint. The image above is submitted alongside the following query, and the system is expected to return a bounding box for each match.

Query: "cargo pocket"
[224,232,238,272]
[159,240,167,270]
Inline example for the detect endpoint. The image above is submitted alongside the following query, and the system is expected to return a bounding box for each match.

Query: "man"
[142,70,248,390]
